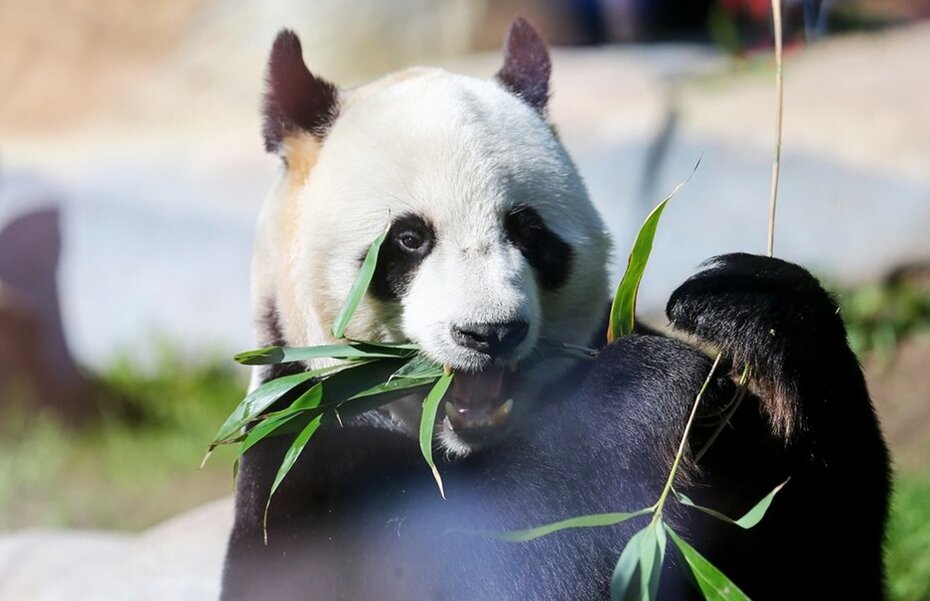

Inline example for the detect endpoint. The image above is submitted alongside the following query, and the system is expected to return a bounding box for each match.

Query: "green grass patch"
[0,352,247,531]
[887,471,930,601]
[833,278,930,358]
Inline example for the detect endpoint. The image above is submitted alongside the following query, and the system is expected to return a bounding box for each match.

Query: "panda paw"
[665,254,853,436]
[666,253,843,355]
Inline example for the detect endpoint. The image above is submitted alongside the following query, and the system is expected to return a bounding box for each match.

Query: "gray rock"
[0,498,233,601]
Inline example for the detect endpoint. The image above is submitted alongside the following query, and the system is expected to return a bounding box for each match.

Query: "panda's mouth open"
[443,366,516,443]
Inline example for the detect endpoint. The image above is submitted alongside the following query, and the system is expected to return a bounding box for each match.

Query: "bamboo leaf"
[607,159,700,342]
[209,371,316,447]
[638,524,659,600]
[674,479,788,529]
[347,340,420,352]
[332,228,389,339]
[237,384,324,456]
[419,372,453,499]
[238,410,302,456]
[324,382,434,421]
[390,354,445,381]
[348,374,437,400]
[238,361,435,449]
[608,200,669,341]
[235,343,412,365]
[209,363,359,448]
[490,508,652,543]
[639,520,667,600]
[263,413,325,542]
[666,525,751,601]
[612,526,648,601]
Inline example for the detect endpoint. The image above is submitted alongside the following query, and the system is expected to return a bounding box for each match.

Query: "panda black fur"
[222,20,889,601]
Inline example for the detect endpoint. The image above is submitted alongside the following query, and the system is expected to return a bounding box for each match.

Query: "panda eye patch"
[506,206,543,245]
[504,205,573,290]
[369,213,436,301]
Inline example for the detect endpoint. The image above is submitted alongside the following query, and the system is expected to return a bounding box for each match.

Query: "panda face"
[253,29,611,457]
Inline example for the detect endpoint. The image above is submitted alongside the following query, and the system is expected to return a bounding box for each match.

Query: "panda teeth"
[443,400,513,429]
[490,399,514,425]
[444,401,467,429]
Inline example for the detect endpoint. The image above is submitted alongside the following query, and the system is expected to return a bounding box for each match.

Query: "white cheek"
[402,255,458,348]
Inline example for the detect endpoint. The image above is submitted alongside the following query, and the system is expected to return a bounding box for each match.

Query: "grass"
[834,278,930,358]
[888,471,930,601]
[0,352,245,531]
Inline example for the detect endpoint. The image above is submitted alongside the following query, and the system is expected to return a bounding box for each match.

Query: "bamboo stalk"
[767,0,784,258]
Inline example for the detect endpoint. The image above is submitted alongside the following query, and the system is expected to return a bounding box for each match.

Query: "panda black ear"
[495,17,551,114]
[262,29,339,153]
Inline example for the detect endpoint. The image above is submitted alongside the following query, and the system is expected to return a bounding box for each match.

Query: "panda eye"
[505,207,542,247]
[397,231,425,252]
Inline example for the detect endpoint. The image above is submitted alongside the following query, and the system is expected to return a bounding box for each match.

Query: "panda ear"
[495,17,551,114]
[262,29,339,153]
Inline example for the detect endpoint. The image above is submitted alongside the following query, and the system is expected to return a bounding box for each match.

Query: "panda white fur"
[248,18,609,458]
[223,19,889,601]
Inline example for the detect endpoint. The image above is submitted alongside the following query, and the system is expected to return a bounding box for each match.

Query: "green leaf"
[234,343,412,365]
[490,508,652,543]
[304,357,426,407]
[208,363,359,448]
[390,354,445,382]
[612,526,648,601]
[347,374,437,401]
[332,227,389,339]
[419,372,453,499]
[639,520,667,600]
[611,520,671,601]
[607,159,700,342]
[237,384,324,456]
[238,409,303,456]
[666,525,751,601]
[346,339,420,352]
[263,413,325,542]
[209,371,316,447]
[315,358,406,401]
[239,361,434,448]
[322,381,433,421]
[674,479,789,529]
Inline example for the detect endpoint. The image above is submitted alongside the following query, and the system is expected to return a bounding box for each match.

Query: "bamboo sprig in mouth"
[206,227,594,538]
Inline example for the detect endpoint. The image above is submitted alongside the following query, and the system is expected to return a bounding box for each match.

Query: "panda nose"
[451,321,530,357]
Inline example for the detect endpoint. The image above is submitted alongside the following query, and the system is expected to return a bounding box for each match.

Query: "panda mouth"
[443,366,515,439]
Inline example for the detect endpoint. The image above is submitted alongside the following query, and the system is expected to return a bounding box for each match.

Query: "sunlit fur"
[250,68,610,455]
[226,25,889,601]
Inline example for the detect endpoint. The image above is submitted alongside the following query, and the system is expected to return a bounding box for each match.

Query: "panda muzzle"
[444,366,514,431]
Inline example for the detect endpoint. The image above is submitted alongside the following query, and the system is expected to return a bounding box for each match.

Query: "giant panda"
[222,19,890,601]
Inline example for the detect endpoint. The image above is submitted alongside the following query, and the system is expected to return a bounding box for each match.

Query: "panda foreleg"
[665,252,890,599]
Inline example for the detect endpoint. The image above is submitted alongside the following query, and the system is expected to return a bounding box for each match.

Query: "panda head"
[254,19,611,456]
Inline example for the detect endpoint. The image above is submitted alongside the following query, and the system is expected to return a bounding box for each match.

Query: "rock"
[0,497,233,601]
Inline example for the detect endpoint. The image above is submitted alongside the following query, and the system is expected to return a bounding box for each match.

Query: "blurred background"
[1,1,928,599]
